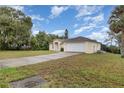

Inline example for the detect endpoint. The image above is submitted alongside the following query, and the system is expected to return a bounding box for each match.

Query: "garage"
[64,43,85,52]
[49,36,101,53]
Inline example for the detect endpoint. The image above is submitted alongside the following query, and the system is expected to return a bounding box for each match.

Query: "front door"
[55,42,59,51]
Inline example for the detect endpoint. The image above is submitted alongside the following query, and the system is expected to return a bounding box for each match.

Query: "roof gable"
[64,36,100,43]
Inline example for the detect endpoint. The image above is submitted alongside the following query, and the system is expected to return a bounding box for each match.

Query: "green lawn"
[0,50,56,59]
[0,53,124,88]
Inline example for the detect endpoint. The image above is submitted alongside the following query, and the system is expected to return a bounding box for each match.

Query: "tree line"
[0,7,64,50]
[31,29,68,50]
[30,31,64,50]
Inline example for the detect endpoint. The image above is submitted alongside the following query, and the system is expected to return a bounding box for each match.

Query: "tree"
[31,31,62,50]
[105,31,121,47]
[64,29,68,39]
[0,7,32,50]
[109,5,124,57]
[35,31,49,50]
[30,36,38,50]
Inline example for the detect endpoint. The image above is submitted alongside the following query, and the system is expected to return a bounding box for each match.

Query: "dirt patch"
[10,75,46,88]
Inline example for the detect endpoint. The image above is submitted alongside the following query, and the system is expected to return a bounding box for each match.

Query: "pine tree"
[65,29,68,39]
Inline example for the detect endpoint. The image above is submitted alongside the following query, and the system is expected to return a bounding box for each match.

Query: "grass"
[0,50,56,59]
[0,53,124,88]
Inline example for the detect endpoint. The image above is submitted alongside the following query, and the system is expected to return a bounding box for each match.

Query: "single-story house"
[49,36,101,53]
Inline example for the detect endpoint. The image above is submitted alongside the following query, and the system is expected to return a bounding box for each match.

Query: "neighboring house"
[49,36,101,53]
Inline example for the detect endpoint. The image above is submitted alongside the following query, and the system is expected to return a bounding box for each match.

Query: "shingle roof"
[64,36,100,43]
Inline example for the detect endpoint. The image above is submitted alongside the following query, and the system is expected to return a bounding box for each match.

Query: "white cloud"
[32,30,39,35]
[84,13,104,24]
[100,26,109,32]
[87,32,107,42]
[51,29,65,36]
[75,5,104,18]
[74,12,105,35]
[30,15,44,21]
[86,26,109,43]
[49,6,69,19]
[74,23,96,35]
[73,24,78,28]
[73,6,105,36]
[32,24,40,35]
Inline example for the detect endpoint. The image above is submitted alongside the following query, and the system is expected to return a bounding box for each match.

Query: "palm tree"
[105,31,121,47]
[109,5,124,57]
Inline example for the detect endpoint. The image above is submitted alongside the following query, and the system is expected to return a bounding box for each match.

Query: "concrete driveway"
[0,52,79,68]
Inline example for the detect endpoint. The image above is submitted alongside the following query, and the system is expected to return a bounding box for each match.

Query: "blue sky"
[9,5,116,43]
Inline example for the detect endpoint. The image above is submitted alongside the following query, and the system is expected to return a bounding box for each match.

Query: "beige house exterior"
[49,36,101,53]
[49,39,65,51]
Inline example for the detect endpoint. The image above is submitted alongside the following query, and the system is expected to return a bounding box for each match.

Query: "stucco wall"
[84,42,101,53]
[49,39,63,51]
[49,43,54,50]
[50,39,101,53]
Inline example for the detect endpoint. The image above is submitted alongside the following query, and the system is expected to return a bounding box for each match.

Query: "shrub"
[60,48,64,52]
[101,44,120,54]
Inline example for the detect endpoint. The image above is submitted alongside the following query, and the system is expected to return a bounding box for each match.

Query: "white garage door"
[64,43,84,52]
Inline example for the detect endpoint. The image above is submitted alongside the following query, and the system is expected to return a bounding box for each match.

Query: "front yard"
[0,53,124,88]
[0,50,56,59]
